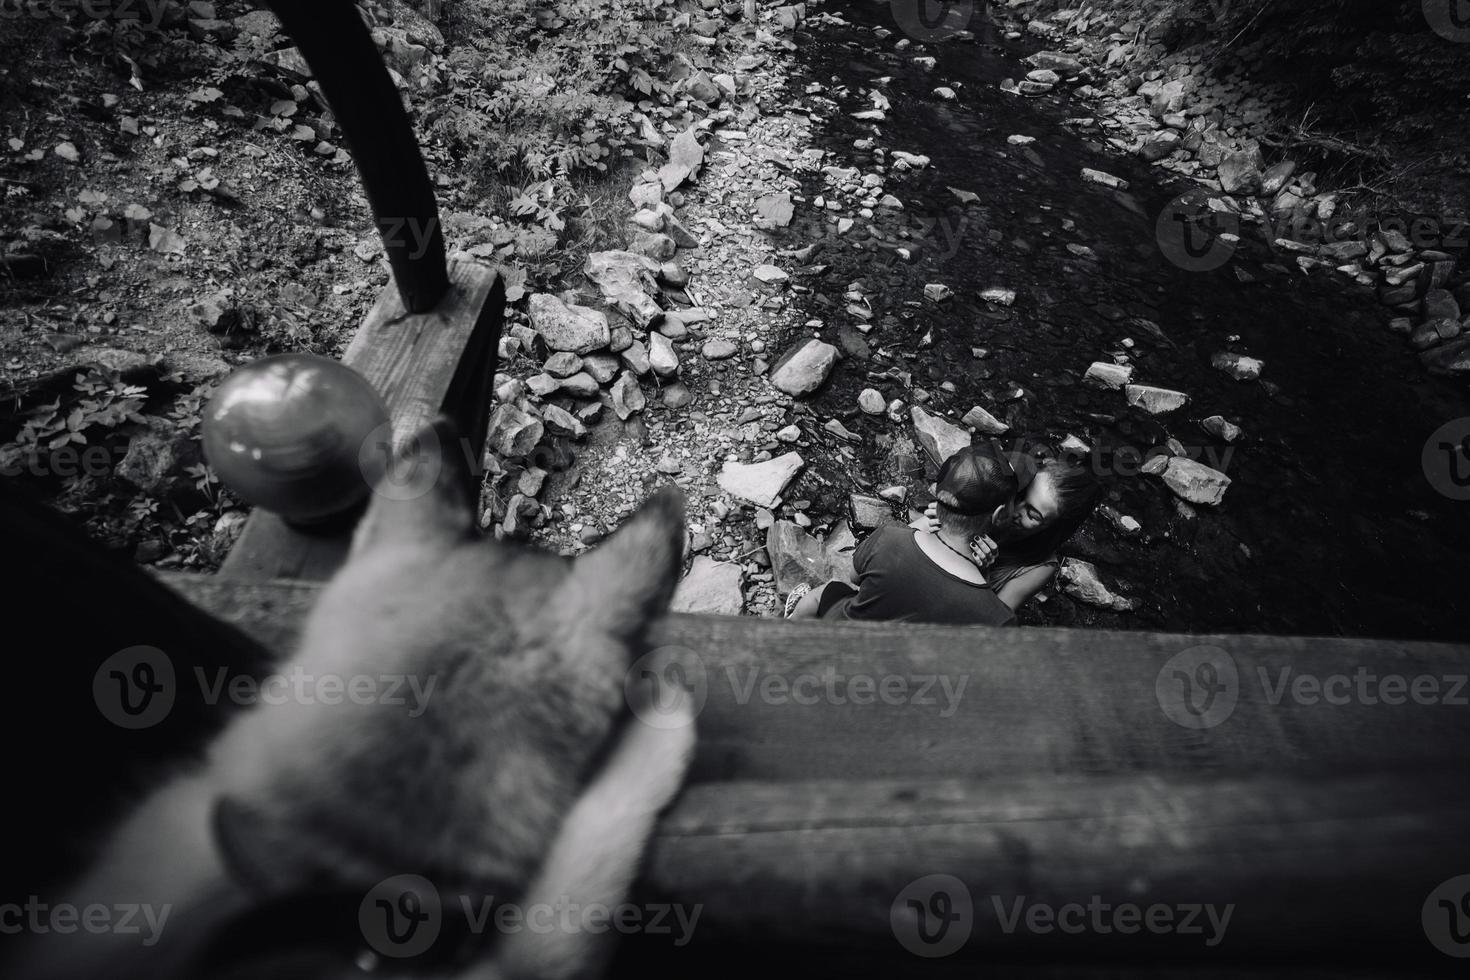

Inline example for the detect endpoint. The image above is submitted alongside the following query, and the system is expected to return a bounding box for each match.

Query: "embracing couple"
[785,443,1100,626]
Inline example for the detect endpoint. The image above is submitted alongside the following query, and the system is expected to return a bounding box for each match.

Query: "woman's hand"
[969,534,999,570]
[923,501,942,534]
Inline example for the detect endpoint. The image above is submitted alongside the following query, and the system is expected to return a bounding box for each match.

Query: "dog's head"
[211,416,687,903]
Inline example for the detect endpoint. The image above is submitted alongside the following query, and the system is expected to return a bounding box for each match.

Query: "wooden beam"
[149,572,1470,971]
[157,574,1470,781]
[217,260,503,583]
[633,770,1470,967]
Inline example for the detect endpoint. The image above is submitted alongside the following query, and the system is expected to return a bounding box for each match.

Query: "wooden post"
[217,261,504,583]
[264,0,448,312]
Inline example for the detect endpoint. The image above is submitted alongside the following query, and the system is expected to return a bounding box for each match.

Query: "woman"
[920,454,1102,612]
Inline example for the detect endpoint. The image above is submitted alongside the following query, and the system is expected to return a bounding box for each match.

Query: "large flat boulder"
[766,520,831,594]
[671,556,744,616]
[1059,558,1137,612]
[584,250,662,327]
[1159,457,1231,506]
[910,405,970,465]
[718,452,803,508]
[1422,337,1470,376]
[1125,384,1189,415]
[769,338,838,397]
[528,293,610,354]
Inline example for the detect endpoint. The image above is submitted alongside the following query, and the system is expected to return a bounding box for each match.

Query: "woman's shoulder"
[988,555,1058,590]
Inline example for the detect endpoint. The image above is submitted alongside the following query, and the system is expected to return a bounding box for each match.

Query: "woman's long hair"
[1000,460,1102,566]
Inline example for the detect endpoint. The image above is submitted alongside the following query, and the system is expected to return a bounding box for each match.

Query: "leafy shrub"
[0,368,147,472]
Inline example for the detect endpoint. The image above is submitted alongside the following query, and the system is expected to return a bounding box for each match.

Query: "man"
[785,444,1018,626]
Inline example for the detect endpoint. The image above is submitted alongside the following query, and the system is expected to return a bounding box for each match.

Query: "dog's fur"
[10,417,694,980]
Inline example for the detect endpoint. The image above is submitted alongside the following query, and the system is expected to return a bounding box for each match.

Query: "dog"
[9,416,695,979]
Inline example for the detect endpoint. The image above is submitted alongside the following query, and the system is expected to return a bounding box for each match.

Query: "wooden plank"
[143,573,1470,973]
[217,260,503,583]
[612,948,1446,980]
[631,771,1470,966]
[157,575,1470,780]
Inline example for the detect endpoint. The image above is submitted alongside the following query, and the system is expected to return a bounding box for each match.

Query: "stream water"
[774,1,1470,640]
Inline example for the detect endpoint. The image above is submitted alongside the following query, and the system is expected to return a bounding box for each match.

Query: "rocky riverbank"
[494,5,823,618]
[503,0,1233,621]
[7,0,1468,636]
[582,0,1470,638]
[983,0,1470,376]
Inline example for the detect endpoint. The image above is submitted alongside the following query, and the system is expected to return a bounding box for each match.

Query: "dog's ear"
[213,795,305,896]
[350,416,476,556]
[213,795,385,899]
[553,485,686,643]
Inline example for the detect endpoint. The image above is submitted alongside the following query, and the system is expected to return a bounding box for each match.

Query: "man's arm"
[850,524,893,577]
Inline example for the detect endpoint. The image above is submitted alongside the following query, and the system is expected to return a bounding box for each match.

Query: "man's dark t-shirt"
[823,525,1017,627]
